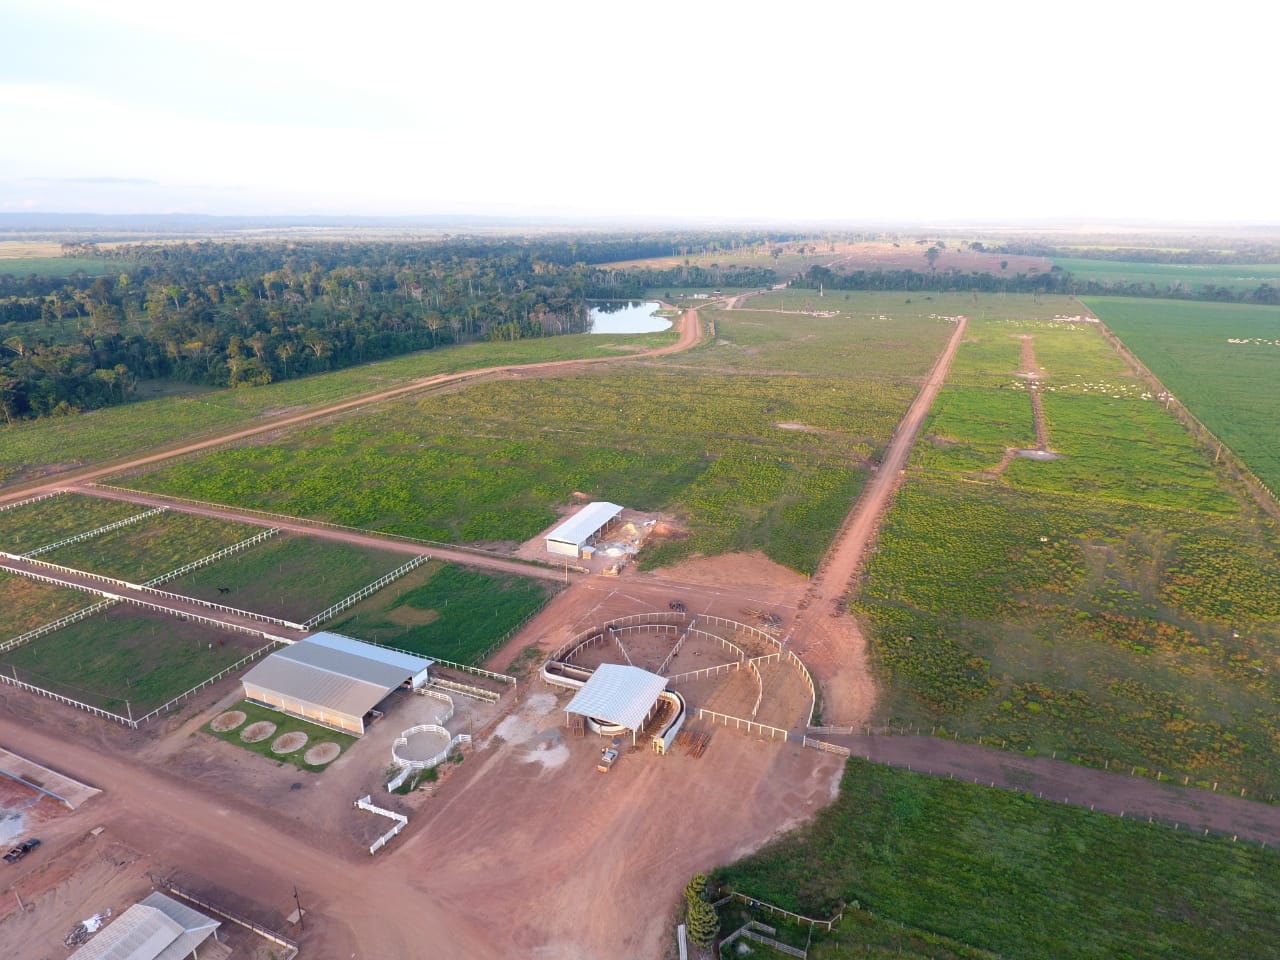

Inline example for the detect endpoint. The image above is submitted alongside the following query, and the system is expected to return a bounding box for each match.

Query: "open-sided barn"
[241,631,433,736]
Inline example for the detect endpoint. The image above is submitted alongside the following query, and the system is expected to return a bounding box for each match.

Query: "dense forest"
[0,234,791,422]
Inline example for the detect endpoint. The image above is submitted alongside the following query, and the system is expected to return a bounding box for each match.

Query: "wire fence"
[131,640,285,726]
[143,527,280,586]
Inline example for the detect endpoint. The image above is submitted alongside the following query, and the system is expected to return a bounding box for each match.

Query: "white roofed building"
[241,632,433,736]
[564,663,669,745]
[545,501,624,558]
[68,892,222,960]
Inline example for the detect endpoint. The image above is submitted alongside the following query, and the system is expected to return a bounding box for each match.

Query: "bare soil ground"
[826,242,1053,277]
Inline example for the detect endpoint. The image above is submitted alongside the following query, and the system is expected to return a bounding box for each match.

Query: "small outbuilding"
[68,891,221,960]
[564,663,668,745]
[241,631,433,736]
[545,501,624,558]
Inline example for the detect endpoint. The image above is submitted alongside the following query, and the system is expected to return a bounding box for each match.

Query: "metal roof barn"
[545,501,623,557]
[241,632,433,736]
[564,663,668,745]
[68,891,220,960]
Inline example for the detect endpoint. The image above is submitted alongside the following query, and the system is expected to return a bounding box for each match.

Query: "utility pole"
[293,885,304,931]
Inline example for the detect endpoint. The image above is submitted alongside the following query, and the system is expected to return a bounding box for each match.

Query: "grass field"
[1057,257,1280,292]
[167,534,409,623]
[328,562,552,664]
[1085,297,1280,493]
[856,313,1280,795]
[0,606,265,712]
[0,330,678,488]
[42,511,260,582]
[204,699,355,772]
[0,492,145,553]
[717,759,1280,960]
[0,572,93,639]
[126,368,911,574]
[0,256,123,277]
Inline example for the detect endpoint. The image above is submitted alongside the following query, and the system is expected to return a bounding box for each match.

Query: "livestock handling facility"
[544,501,624,558]
[563,663,675,747]
[240,631,433,736]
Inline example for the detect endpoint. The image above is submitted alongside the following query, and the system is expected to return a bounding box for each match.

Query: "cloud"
[27,176,158,186]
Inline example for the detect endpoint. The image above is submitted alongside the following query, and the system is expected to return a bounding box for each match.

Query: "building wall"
[546,538,582,558]
[242,682,365,736]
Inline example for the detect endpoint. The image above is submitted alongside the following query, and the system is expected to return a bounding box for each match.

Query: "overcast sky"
[1,0,1273,224]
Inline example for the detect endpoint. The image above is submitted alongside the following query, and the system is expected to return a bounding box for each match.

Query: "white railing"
[2,552,141,590]
[354,795,409,854]
[697,708,789,742]
[429,678,499,703]
[426,655,517,686]
[302,554,430,629]
[387,727,472,791]
[23,507,168,558]
[417,687,455,723]
[0,598,119,653]
[608,625,634,666]
[802,736,852,757]
[138,584,305,630]
[656,616,696,675]
[790,650,818,727]
[665,661,740,685]
[0,490,65,514]
[144,528,280,586]
[0,672,134,726]
[131,640,285,726]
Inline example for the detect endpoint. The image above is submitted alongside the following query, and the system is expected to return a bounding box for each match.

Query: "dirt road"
[789,316,968,722]
[0,306,704,506]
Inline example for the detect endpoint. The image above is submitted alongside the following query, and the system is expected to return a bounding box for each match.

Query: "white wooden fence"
[0,490,64,514]
[302,553,430,629]
[429,678,499,703]
[354,794,409,854]
[23,507,168,558]
[0,598,119,653]
[656,616,697,675]
[132,640,285,726]
[666,661,740,685]
[386,727,472,791]
[802,736,852,757]
[697,708,789,741]
[143,527,280,586]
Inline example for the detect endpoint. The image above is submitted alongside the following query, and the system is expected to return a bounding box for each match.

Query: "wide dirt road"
[0,305,704,505]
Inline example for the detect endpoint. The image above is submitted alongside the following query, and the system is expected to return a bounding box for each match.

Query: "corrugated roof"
[242,633,433,721]
[546,502,623,547]
[69,893,218,960]
[565,663,667,732]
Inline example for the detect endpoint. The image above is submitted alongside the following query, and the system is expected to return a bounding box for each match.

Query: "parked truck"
[4,838,40,863]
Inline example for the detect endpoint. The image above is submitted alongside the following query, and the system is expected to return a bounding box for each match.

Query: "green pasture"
[0,492,143,553]
[1057,257,1280,292]
[0,257,122,277]
[0,331,676,488]
[718,759,1280,960]
[0,571,93,639]
[167,534,408,623]
[0,606,264,713]
[1086,297,1280,493]
[327,562,552,665]
[127,369,911,574]
[204,699,355,772]
[42,512,259,583]
[861,314,1280,794]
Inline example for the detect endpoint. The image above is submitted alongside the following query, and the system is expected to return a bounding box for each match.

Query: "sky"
[1,0,1275,224]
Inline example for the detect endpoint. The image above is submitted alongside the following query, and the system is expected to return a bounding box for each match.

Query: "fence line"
[143,528,280,586]
[465,587,564,667]
[89,483,562,574]
[163,883,298,957]
[387,728,472,791]
[23,507,168,558]
[724,892,844,932]
[656,617,697,675]
[354,794,409,854]
[608,625,634,667]
[0,490,64,514]
[132,641,285,726]
[697,708,788,742]
[802,736,852,757]
[139,584,304,630]
[119,594,285,640]
[790,651,818,727]
[302,553,430,629]
[745,656,764,719]
[666,661,741,685]
[429,678,499,703]
[426,655,517,686]
[0,598,119,653]
[2,552,142,590]
[0,671,134,726]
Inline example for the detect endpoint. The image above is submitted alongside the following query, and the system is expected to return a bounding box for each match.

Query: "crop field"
[1057,257,1280,292]
[126,369,911,574]
[0,572,93,640]
[0,330,676,488]
[1085,297,1280,493]
[856,313,1280,795]
[41,511,260,583]
[167,535,408,623]
[717,759,1280,960]
[0,606,265,713]
[327,562,553,664]
[0,492,145,553]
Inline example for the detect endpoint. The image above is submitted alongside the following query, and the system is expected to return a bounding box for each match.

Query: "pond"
[588,300,672,334]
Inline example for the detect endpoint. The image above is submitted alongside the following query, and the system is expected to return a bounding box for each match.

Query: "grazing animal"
[217,586,230,595]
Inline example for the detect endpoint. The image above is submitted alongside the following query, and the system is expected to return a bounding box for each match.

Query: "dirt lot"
[826,242,1053,276]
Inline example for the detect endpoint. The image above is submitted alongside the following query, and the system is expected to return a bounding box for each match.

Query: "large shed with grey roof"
[68,891,221,960]
[545,501,624,557]
[241,631,433,736]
